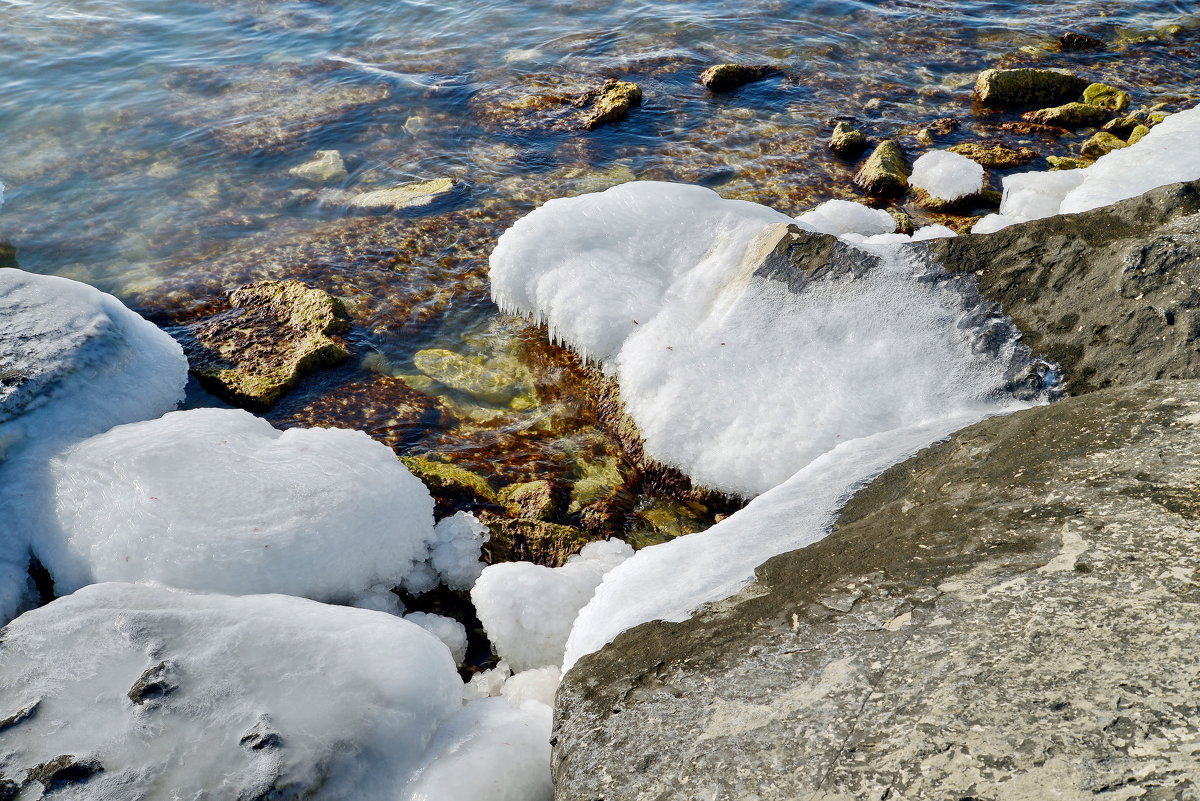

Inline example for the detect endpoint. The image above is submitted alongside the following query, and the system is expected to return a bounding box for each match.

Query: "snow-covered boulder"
[909,150,984,202]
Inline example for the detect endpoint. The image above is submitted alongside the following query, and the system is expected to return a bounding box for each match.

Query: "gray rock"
[27,754,104,791]
[924,179,1200,395]
[554,380,1200,800]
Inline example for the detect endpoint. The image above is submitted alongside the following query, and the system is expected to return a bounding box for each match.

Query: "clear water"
[1,0,1197,532]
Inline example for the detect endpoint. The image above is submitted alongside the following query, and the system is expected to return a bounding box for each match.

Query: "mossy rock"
[1101,111,1149,138]
[1082,83,1130,112]
[1046,155,1093,170]
[0,242,16,269]
[178,280,351,408]
[888,208,916,235]
[478,512,595,567]
[828,121,867,159]
[973,68,1089,109]
[348,178,456,213]
[401,456,497,505]
[853,140,910,197]
[498,479,560,522]
[582,79,642,131]
[699,64,773,93]
[1080,131,1128,159]
[1127,124,1151,145]
[1021,102,1113,129]
[913,187,984,213]
[947,142,1038,169]
[412,348,527,405]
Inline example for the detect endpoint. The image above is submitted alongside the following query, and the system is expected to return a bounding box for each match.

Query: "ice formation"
[492,182,1035,497]
[795,198,896,236]
[0,268,186,622]
[0,583,467,800]
[909,150,984,201]
[973,104,1200,232]
[39,408,483,603]
[472,539,634,671]
[405,612,469,665]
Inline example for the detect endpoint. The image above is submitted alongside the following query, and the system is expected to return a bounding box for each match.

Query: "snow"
[39,408,484,603]
[405,612,469,665]
[427,511,489,591]
[0,582,467,801]
[501,666,561,709]
[471,539,634,671]
[492,182,1038,498]
[795,198,895,237]
[974,104,1200,233]
[909,150,984,201]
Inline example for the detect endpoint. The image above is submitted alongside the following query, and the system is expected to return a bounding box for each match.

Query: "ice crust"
[471,539,633,671]
[796,199,896,236]
[40,408,479,603]
[909,150,984,201]
[492,181,1029,497]
[405,611,469,665]
[974,104,1200,232]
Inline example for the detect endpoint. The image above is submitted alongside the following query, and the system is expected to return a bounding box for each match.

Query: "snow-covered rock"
[471,539,633,671]
[795,199,896,237]
[39,408,482,603]
[909,150,984,201]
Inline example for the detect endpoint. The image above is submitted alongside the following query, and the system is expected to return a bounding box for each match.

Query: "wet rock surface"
[852,139,910,196]
[973,67,1090,109]
[554,380,1200,800]
[698,64,772,93]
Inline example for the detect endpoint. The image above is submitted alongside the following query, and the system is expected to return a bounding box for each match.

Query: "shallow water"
[1,0,1197,539]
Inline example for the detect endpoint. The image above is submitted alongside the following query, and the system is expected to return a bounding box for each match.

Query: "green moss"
[1021,102,1113,129]
[853,140,910,197]
[400,456,497,504]
[1083,83,1130,112]
[1080,131,1129,159]
[582,80,642,130]
[948,142,1038,169]
[1046,155,1094,171]
[699,64,772,93]
[1127,124,1151,145]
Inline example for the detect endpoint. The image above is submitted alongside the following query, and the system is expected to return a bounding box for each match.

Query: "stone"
[581,79,643,130]
[1058,31,1105,50]
[400,456,497,506]
[912,187,980,213]
[1101,111,1148,138]
[348,178,456,213]
[852,140,910,197]
[1128,123,1151,145]
[0,700,38,733]
[27,755,104,791]
[1082,82,1130,112]
[698,64,772,92]
[947,141,1038,169]
[1046,155,1092,170]
[925,180,1200,395]
[127,661,177,706]
[0,242,16,269]
[478,512,594,568]
[553,380,1200,800]
[412,348,525,405]
[828,121,867,159]
[498,480,560,522]
[1021,101,1113,129]
[1080,130,1128,158]
[288,149,347,184]
[887,207,915,235]
[176,280,351,408]
[998,120,1068,137]
[973,67,1089,109]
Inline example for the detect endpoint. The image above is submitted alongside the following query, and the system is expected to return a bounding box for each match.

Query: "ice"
[405,612,469,665]
[974,104,1200,232]
[38,408,483,603]
[471,539,633,671]
[795,199,896,237]
[492,182,1039,497]
[0,582,468,800]
[909,150,984,201]
[501,666,561,708]
[427,511,489,591]
[399,697,553,801]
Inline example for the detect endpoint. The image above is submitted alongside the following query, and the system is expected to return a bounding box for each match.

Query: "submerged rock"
[288,149,348,184]
[1080,130,1128,158]
[498,480,561,522]
[177,280,350,408]
[973,67,1089,109]
[348,178,456,213]
[401,456,498,507]
[698,64,772,92]
[1058,31,1105,50]
[581,79,643,131]
[828,121,867,159]
[947,141,1038,169]
[852,140,910,196]
[553,380,1200,800]
[1082,82,1130,112]
[0,242,16,269]
[1021,101,1113,129]
[412,348,526,405]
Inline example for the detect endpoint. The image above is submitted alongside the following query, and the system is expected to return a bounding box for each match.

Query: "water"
[1,0,1197,540]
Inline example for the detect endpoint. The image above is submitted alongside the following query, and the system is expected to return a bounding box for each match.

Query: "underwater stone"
[853,140,910,197]
[1082,83,1130,112]
[400,456,497,506]
[582,79,643,130]
[828,121,867,159]
[348,178,456,213]
[288,150,348,184]
[179,280,350,408]
[1058,31,1105,50]
[699,64,772,93]
[1021,101,1113,129]
[973,68,1089,109]
[412,348,524,405]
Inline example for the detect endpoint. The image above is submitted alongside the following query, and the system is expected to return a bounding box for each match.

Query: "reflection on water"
[1,0,1197,541]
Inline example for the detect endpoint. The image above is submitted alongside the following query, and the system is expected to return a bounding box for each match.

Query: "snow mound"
[491,182,1038,497]
[40,408,482,602]
[405,612,469,665]
[909,150,983,201]
[0,583,466,800]
[974,104,1200,232]
[471,539,633,671]
[795,199,896,237]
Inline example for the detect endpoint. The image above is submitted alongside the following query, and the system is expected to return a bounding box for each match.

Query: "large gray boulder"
[553,380,1200,799]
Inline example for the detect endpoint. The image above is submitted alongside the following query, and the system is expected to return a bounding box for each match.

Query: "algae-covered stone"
[973,68,1089,109]
[1046,155,1092,170]
[1058,31,1105,50]
[852,140,910,197]
[828,121,867,159]
[947,142,1038,169]
[348,178,456,213]
[288,150,347,184]
[1021,101,1113,129]
[699,64,772,93]
[0,242,16,269]
[913,187,981,213]
[887,208,915,235]
[1149,111,1169,126]
[567,455,626,514]
[498,480,560,522]
[400,456,497,505]
[1127,124,1151,145]
[582,79,642,130]
[178,280,350,408]
[1101,111,1149,138]
[1082,82,1130,112]
[412,348,524,405]
[1080,130,1128,159]
[479,512,594,567]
